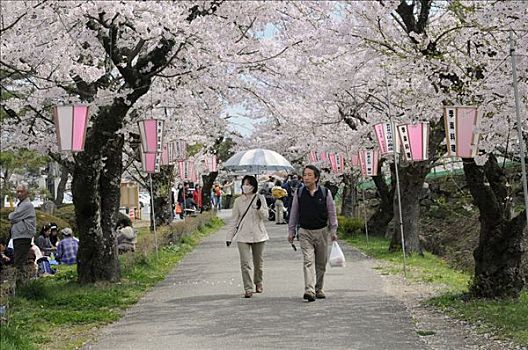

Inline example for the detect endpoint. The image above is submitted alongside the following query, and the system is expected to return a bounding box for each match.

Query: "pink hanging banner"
[71,105,89,151]
[189,163,198,183]
[397,122,429,161]
[184,161,192,180]
[309,151,318,163]
[178,160,185,179]
[206,155,218,172]
[320,152,328,162]
[141,152,160,173]
[373,122,398,154]
[444,106,481,158]
[138,119,164,154]
[53,105,90,152]
[338,153,345,172]
[351,153,360,167]
[166,140,186,164]
[329,153,338,172]
[160,144,169,166]
[177,141,187,160]
[358,150,379,177]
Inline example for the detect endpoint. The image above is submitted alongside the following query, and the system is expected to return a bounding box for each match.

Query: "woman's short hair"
[241,175,258,194]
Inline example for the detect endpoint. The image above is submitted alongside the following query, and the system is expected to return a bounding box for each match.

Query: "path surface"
[86,210,427,350]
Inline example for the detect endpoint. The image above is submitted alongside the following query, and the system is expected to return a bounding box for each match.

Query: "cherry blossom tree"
[1,1,526,297]
[0,0,282,283]
[226,1,527,297]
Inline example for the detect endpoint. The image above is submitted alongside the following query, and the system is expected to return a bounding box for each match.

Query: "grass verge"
[0,214,224,350]
[342,234,528,346]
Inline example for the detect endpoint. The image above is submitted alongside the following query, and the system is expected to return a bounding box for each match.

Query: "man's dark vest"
[298,185,328,230]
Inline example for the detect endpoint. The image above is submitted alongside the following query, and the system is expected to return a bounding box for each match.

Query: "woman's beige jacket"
[227,193,269,243]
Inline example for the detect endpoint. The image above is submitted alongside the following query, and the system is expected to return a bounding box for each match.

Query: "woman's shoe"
[244,291,253,298]
[255,284,263,293]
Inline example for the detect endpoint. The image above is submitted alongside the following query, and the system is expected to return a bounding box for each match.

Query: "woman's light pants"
[237,241,266,292]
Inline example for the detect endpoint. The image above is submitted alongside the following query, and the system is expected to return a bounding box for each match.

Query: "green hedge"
[54,204,131,232]
[0,205,130,242]
[337,216,364,237]
[0,208,70,242]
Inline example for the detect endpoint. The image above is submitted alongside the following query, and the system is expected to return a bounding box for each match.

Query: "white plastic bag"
[329,241,346,267]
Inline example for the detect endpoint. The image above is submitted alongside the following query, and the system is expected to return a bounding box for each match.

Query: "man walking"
[8,183,36,279]
[288,165,337,302]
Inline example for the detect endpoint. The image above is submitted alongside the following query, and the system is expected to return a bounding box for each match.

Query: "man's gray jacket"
[8,197,36,239]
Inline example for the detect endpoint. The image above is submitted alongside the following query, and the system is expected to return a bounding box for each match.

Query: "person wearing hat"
[56,228,79,265]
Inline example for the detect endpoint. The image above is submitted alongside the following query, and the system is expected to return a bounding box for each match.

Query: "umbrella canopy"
[223,148,294,174]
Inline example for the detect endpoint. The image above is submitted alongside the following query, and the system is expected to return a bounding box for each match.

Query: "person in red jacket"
[193,185,203,212]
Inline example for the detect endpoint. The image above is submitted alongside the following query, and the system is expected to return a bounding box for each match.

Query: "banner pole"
[149,173,159,259]
[509,30,528,227]
[362,188,369,246]
[385,69,407,277]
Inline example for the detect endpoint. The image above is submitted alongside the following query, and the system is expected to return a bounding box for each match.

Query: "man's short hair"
[16,183,29,191]
[304,165,320,183]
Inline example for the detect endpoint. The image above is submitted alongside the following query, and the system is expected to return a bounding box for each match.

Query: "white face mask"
[242,185,254,194]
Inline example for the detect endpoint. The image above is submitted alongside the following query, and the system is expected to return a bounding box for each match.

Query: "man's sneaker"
[315,290,326,299]
[303,292,316,302]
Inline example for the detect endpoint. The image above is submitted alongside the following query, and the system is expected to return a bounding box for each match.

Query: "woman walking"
[226,175,269,298]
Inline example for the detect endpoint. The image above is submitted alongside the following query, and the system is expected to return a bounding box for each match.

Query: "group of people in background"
[170,174,301,224]
[211,180,234,211]
[171,180,236,218]
[3,183,79,281]
[261,174,302,225]
[172,182,203,220]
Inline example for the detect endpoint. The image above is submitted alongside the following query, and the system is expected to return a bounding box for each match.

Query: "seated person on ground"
[185,196,197,212]
[26,239,43,277]
[36,223,54,256]
[116,218,137,253]
[49,223,59,247]
[56,228,79,265]
[0,237,13,272]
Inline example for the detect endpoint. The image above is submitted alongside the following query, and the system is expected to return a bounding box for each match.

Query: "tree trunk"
[72,96,140,283]
[150,165,175,229]
[341,172,358,217]
[463,155,526,299]
[368,161,395,236]
[54,166,69,205]
[389,161,429,255]
[73,133,123,284]
[0,169,12,209]
[389,117,446,255]
[202,171,218,211]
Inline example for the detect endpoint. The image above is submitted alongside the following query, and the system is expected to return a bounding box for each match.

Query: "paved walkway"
[86,210,426,350]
